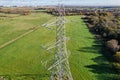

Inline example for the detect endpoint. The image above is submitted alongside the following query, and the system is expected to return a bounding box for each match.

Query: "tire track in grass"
[0,18,55,49]
[0,27,37,49]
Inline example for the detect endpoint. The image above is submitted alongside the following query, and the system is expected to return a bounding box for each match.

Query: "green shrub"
[114,52,120,62]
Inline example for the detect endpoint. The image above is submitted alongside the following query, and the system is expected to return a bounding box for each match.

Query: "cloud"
[0,0,120,6]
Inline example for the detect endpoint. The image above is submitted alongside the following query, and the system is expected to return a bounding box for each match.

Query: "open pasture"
[0,13,116,80]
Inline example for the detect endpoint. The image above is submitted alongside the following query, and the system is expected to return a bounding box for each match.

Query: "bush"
[114,62,120,70]
[106,39,119,53]
[114,52,120,62]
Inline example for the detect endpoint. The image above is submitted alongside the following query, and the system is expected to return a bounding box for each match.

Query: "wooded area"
[82,11,120,71]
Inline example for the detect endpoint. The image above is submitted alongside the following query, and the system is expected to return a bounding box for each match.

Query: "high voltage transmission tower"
[48,4,73,80]
[42,3,73,80]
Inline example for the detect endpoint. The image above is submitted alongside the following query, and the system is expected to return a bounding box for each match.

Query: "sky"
[0,0,120,6]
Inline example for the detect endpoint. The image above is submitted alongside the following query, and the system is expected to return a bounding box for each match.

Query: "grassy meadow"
[0,13,53,45]
[0,13,116,80]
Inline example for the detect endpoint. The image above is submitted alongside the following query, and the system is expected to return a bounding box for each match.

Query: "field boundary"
[0,73,50,80]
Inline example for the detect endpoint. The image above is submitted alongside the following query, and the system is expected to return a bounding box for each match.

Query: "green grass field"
[0,13,53,45]
[0,13,117,80]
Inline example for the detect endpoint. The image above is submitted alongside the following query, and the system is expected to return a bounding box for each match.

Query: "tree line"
[0,7,31,15]
[82,11,120,72]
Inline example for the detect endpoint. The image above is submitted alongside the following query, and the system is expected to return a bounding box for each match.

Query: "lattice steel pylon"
[48,4,73,80]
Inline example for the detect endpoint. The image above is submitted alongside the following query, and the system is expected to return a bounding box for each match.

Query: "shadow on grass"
[78,37,120,80]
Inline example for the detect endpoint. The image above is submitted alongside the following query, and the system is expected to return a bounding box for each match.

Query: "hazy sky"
[0,0,120,6]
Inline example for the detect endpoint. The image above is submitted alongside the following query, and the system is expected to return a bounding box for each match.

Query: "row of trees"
[46,8,82,16]
[0,8,31,15]
[83,12,120,71]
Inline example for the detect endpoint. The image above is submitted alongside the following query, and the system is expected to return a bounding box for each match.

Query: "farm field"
[0,13,117,80]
